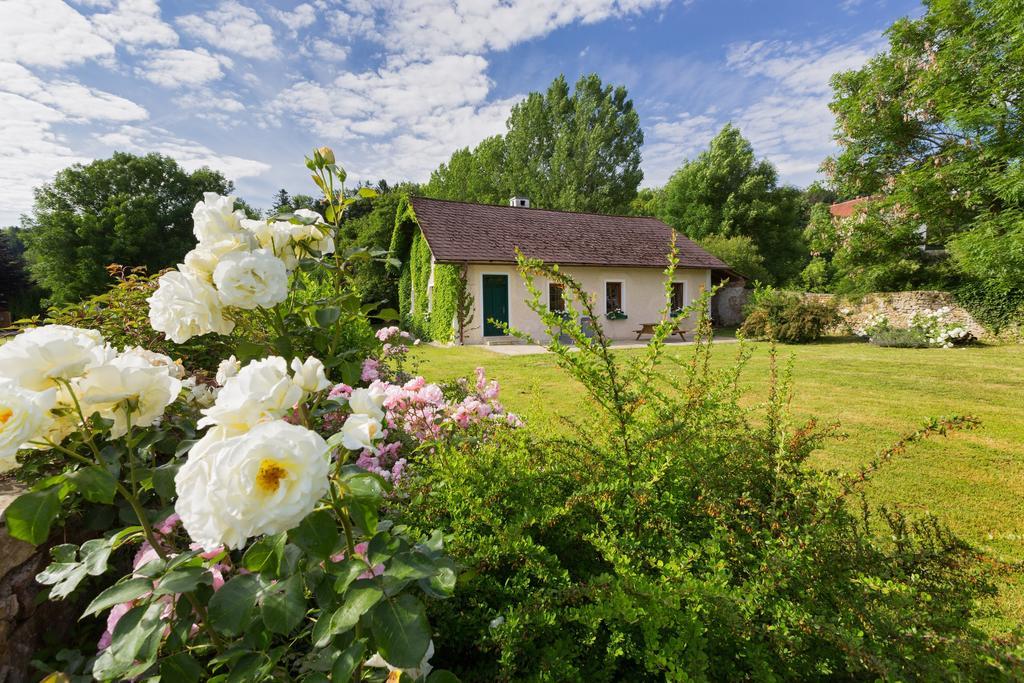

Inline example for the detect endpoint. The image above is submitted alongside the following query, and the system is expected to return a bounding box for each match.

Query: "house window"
[671,282,686,311]
[605,281,623,313]
[549,283,565,313]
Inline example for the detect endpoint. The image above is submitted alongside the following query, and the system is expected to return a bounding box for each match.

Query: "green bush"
[739,285,839,343]
[954,281,1024,336]
[396,258,1019,681]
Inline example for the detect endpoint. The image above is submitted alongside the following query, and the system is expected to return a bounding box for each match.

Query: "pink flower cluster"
[98,514,230,650]
[328,367,521,484]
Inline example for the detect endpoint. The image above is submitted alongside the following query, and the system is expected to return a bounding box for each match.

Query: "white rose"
[76,350,183,438]
[174,420,330,550]
[121,346,184,379]
[199,357,303,433]
[216,355,241,386]
[340,413,383,451]
[0,325,113,391]
[348,384,386,420]
[288,211,335,258]
[291,356,330,393]
[183,234,256,282]
[192,193,247,245]
[243,219,293,264]
[212,249,288,310]
[244,216,334,269]
[182,377,218,408]
[148,269,234,344]
[0,381,57,469]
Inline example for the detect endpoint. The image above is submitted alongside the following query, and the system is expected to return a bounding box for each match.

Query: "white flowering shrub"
[862,306,976,349]
[1,149,472,681]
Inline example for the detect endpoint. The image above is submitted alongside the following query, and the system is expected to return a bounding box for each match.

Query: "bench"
[634,323,688,341]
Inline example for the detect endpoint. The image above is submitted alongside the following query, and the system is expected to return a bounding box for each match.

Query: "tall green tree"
[825,0,1024,292]
[0,227,42,318]
[425,74,644,214]
[21,153,233,305]
[657,124,808,284]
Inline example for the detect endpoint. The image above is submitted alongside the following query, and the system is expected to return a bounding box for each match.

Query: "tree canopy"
[425,74,644,214]
[21,153,232,305]
[657,124,808,285]
[823,0,1024,292]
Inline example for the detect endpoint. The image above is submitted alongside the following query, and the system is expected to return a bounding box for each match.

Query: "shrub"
[869,326,931,348]
[739,285,839,343]
[395,254,1020,681]
[860,307,976,349]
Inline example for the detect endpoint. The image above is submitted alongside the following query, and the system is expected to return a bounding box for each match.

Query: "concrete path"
[479,337,739,356]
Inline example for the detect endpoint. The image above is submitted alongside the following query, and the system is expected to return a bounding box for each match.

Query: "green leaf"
[152,461,181,499]
[80,538,113,575]
[369,594,431,669]
[92,602,165,680]
[5,487,61,545]
[357,187,377,199]
[35,562,87,599]
[331,558,367,595]
[366,532,400,566]
[375,307,400,321]
[314,306,342,327]
[347,498,378,537]
[160,652,203,683]
[83,577,153,617]
[208,574,261,637]
[68,466,116,504]
[426,672,461,683]
[261,575,305,635]
[225,653,263,683]
[290,510,340,560]
[331,640,367,682]
[385,551,437,582]
[420,566,457,599]
[242,532,286,576]
[313,581,383,647]
[154,566,213,596]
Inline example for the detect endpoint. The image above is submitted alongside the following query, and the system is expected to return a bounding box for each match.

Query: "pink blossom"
[329,383,353,398]
[361,358,380,382]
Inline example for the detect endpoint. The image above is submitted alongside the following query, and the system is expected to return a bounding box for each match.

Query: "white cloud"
[177,1,280,60]
[91,0,178,48]
[94,125,272,182]
[0,60,149,223]
[137,48,231,88]
[641,112,719,185]
[307,39,349,62]
[721,32,885,185]
[0,0,115,67]
[272,3,317,33]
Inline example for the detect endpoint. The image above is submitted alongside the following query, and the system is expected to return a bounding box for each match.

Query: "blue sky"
[0,0,920,224]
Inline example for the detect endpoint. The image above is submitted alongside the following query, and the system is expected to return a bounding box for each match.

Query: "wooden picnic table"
[634,323,688,341]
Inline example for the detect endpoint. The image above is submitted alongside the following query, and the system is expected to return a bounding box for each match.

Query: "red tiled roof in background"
[408,197,729,270]
[829,196,871,218]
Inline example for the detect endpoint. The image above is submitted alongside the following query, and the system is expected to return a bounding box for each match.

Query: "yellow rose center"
[0,407,12,427]
[368,422,379,438]
[256,460,288,494]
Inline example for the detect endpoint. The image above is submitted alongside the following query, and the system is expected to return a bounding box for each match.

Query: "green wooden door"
[482,274,509,336]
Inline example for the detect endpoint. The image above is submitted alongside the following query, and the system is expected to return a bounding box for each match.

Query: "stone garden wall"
[806,290,988,338]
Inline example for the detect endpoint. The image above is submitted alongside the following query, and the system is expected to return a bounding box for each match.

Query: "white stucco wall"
[451,263,711,343]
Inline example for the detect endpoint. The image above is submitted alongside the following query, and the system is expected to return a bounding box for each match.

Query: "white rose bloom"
[199,357,303,433]
[243,219,293,260]
[192,193,247,244]
[244,216,334,270]
[340,413,383,451]
[174,420,330,550]
[0,325,113,391]
[183,234,256,282]
[122,346,184,379]
[148,269,234,344]
[348,384,386,420]
[289,211,335,258]
[0,381,58,469]
[216,355,241,386]
[76,350,183,438]
[182,377,218,408]
[290,356,330,393]
[212,249,288,310]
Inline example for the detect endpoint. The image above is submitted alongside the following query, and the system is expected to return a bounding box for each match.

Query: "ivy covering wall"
[388,194,461,343]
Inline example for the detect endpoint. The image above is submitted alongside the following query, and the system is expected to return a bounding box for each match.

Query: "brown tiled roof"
[409,197,728,270]
[829,196,872,218]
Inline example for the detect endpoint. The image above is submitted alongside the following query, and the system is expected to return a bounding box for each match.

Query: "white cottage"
[392,196,732,344]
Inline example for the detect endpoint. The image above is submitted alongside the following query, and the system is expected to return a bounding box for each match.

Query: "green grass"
[410,338,1024,632]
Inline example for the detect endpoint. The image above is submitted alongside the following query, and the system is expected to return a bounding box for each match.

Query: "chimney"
[509,195,530,208]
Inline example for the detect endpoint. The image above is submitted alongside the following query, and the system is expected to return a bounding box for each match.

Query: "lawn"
[410,337,1024,632]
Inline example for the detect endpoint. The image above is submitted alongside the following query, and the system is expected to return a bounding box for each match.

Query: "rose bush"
[1,149,488,681]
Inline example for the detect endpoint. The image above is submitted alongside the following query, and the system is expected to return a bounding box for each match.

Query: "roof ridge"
[409,195,665,222]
